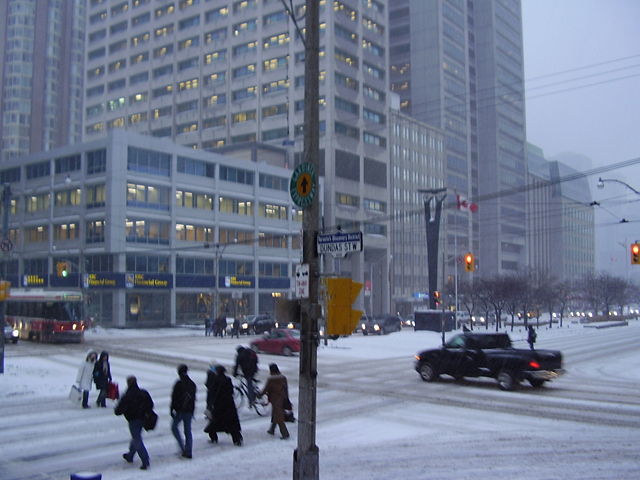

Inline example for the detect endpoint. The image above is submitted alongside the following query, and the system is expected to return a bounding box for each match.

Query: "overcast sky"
[522,0,640,278]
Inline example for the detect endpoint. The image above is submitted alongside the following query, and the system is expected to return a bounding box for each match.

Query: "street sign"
[290,162,316,209]
[295,264,309,298]
[316,231,363,257]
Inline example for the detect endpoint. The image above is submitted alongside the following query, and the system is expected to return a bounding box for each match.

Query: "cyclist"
[233,346,259,407]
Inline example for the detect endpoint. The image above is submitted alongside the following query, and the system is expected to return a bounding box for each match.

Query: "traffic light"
[325,277,363,336]
[632,243,640,265]
[56,261,69,277]
[0,280,11,301]
[464,252,475,272]
[433,291,441,307]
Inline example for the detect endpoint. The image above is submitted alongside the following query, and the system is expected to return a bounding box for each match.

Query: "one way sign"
[295,263,309,298]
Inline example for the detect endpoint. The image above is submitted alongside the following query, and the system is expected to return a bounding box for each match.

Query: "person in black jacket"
[93,351,112,408]
[204,365,242,446]
[233,346,258,406]
[527,325,537,350]
[115,376,153,470]
[170,364,196,459]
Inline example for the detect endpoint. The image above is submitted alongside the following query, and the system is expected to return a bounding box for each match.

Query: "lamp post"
[597,177,640,195]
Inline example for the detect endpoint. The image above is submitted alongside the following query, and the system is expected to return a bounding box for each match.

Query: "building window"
[258,232,288,248]
[263,55,288,72]
[336,96,359,115]
[363,198,386,213]
[176,256,214,275]
[263,10,287,26]
[233,63,256,78]
[363,131,386,147]
[26,161,50,180]
[54,223,79,241]
[126,254,170,273]
[179,15,200,30]
[218,196,254,216]
[26,193,50,213]
[259,262,288,277]
[55,188,82,207]
[335,121,359,140]
[231,110,257,124]
[177,156,215,178]
[176,224,214,242]
[263,78,288,95]
[205,27,227,43]
[232,86,257,101]
[335,48,359,68]
[155,24,175,38]
[205,6,229,23]
[263,32,289,49]
[176,190,214,209]
[130,51,149,65]
[262,128,288,141]
[336,192,359,207]
[127,147,171,177]
[179,36,199,50]
[178,57,199,71]
[153,43,173,58]
[125,219,171,244]
[259,202,288,220]
[219,166,254,185]
[25,226,49,244]
[86,184,106,208]
[127,183,170,210]
[203,115,227,128]
[233,19,257,36]
[335,72,359,91]
[55,154,81,175]
[204,93,227,107]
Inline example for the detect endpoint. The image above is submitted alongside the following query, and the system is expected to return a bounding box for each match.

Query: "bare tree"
[580,272,630,319]
[458,280,478,330]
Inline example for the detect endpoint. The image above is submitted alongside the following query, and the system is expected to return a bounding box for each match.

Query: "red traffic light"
[464,252,475,272]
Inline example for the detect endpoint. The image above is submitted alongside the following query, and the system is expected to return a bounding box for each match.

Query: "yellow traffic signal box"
[325,277,363,336]
[56,261,69,277]
[464,252,475,272]
[632,243,640,265]
[0,280,11,301]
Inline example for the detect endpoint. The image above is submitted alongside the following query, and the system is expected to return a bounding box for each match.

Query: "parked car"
[4,321,18,344]
[240,314,276,335]
[250,328,301,356]
[402,314,415,327]
[361,315,402,335]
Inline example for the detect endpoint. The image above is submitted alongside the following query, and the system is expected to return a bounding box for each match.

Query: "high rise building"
[0,0,85,163]
[527,143,595,282]
[82,0,391,313]
[389,0,527,278]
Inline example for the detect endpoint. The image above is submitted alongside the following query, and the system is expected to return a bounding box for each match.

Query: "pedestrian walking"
[204,317,211,336]
[170,364,196,459]
[215,315,226,337]
[204,365,243,446]
[93,351,112,408]
[231,317,240,338]
[260,363,290,440]
[115,376,154,470]
[76,350,97,409]
[527,325,537,350]
[233,346,259,407]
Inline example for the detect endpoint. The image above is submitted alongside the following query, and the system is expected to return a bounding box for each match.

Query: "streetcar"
[5,289,86,343]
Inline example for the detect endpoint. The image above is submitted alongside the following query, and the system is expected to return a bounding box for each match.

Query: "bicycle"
[233,375,268,416]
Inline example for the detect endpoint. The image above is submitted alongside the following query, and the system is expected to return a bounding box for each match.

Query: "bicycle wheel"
[253,396,269,416]
[233,385,245,409]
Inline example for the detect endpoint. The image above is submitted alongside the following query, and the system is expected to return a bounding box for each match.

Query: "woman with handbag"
[76,350,97,409]
[93,351,112,408]
[260,363,290,439]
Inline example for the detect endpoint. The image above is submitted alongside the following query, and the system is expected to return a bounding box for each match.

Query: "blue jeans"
[171,412,193,456]
[126,419,150,467]
[246,376,256,406]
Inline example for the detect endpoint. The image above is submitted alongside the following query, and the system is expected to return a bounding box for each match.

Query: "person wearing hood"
[260,363,290,439]
[76,350,97,408]
[93,351,112,408]
[170,364,196,459]
[204,364,243,446]
[115,376,154,470]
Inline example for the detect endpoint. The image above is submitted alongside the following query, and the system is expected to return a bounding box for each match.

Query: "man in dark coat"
[170,364,196,459]
[527,325,537,350]
[115,376,153,470]
[204,365,242,446]
[233,346,259,406]
[93,351,112,408]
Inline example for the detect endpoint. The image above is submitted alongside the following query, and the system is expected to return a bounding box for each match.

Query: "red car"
[250,329,301,356]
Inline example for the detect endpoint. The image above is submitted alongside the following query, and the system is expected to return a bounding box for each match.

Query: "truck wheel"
[529,378,545,388]
[497,370,516,391]
[418,362,439,382]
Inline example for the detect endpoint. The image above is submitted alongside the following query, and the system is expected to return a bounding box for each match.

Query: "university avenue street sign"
[316,231,363,257]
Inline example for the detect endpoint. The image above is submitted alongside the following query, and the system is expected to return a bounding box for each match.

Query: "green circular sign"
[290,162,316,209]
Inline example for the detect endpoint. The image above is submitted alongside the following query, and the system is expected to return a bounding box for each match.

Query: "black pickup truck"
[414,332,565,391]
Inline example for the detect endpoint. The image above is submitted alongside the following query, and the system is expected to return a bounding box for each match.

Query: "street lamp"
[597,177,640,195]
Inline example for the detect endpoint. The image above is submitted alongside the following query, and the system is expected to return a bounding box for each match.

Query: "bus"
[5,289,86,343]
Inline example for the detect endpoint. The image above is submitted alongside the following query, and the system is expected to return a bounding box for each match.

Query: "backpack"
[247,349,258,366]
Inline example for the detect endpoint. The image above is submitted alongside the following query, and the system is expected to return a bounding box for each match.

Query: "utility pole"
[0,184,12,374]
[293,0,320,479]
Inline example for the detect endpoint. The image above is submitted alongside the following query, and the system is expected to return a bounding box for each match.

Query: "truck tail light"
[529,361,540,369]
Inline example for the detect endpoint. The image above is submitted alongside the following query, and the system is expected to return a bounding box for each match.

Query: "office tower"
[527,143,595,282]
[389,0,528,277]
[83,0,391,313]
[0,0,85,163]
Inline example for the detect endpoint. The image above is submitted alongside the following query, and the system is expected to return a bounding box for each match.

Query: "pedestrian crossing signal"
[56,261,69,277]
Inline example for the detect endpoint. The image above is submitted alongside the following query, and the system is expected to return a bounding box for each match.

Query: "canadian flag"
[456,194,478,213]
